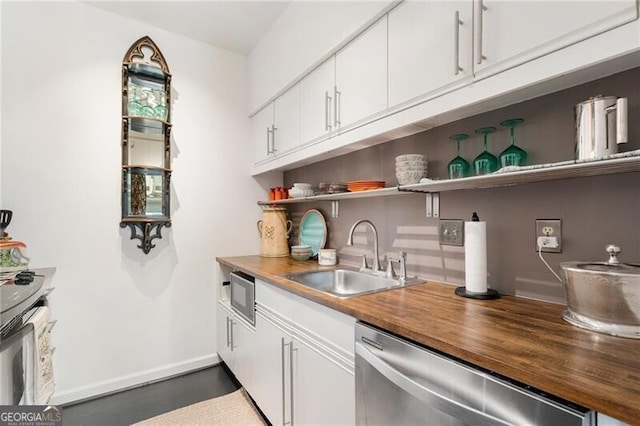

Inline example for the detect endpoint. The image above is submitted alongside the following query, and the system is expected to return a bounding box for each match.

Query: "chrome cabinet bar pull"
[475,0,487,65]
[266,127,273,155]
[282,338,291,426]
[334,86,341,128]
[290,342,296,425]
[325,91,333,131]
[271,125,278,154]
[454,10,463,75]
[225,317,230,348]
[229,319,235,351]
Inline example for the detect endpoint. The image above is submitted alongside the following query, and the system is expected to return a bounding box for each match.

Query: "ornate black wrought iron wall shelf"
[120,36,172,254]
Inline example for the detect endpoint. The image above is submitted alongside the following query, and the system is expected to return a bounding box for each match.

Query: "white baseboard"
[51,354,221,406]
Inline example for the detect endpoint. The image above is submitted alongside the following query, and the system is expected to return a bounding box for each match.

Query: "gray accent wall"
[283,67,640,304]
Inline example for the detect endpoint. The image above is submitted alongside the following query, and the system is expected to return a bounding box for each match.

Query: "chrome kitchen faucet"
[347,219,382,273]
[347,219,410,284]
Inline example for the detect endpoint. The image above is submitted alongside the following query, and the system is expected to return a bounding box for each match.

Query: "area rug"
[132,388,266,426]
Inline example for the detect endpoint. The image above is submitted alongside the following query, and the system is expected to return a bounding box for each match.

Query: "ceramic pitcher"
[257,207,292,257]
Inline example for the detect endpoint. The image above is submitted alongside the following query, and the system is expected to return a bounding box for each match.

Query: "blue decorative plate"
[298,209,327,257]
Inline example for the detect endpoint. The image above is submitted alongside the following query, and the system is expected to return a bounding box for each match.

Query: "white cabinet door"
[335,16,388,130]
[253,102,275,164]
[475,0,638,76]
[273,85,301,156]
[292,338,355,426]
[216,302,233,368]
[229,317,257,397]
[388,1,474,108]
[217,302,259,398]
[253,312,290,426]
[300,57,336,144]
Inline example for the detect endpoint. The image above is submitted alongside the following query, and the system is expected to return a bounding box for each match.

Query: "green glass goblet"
[499,118,527,168]
[473,127,499,175]
[447,133,470,179]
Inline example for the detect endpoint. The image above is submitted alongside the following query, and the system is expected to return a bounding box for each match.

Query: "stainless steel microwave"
[230,271,255,326]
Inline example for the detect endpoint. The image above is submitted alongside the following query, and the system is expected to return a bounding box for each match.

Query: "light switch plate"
[439,219,464,246]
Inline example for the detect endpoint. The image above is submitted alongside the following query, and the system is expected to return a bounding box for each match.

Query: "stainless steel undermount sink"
[283,268,420,298]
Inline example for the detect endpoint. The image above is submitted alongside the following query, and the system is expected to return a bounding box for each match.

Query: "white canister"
[318,249,337,266]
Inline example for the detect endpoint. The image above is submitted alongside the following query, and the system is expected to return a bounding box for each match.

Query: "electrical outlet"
[439,219,464,246]
[535,219,562,252]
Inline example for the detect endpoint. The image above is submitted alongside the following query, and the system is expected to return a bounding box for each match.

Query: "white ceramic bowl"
[293,182,313,189]
[289,188,305,198]
[291,252,311,261]
[396,157,428,163]
[396,164,428,173]
[396,154,426,162]
[396,169,427,185]
[289,188,315,198]
[396,160,428,167]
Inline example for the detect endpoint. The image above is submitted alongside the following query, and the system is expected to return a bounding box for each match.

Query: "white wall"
[248,1,396,113]
[1,1,268,404]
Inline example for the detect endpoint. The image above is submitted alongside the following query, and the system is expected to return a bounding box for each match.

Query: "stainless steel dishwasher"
[355,322,595,426]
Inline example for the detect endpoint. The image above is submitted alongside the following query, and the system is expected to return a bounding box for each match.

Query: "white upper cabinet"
[388,1,474,108]
[474,0,638,77]
[253,86,301,165]
[335,16,388,131]
[250,0,640,175]
[252,102,275,164]
[249,1,397,112]
[273,84,301,155]
[300,57,336,144]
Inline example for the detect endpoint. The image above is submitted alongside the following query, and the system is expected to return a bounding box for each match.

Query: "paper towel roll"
[465,221,487,293]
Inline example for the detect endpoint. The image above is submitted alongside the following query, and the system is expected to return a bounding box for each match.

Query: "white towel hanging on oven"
[26,306,55,404]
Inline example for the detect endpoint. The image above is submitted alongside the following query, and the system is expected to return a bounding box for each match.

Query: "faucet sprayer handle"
[386,257,396,279]
[360,254,369,271]
[386,252,408,281]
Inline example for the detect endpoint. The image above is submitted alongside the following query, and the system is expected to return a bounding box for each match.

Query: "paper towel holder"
[455,286,500,299]
[456,212,500,299]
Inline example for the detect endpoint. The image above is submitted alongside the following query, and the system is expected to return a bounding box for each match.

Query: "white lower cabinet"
[218,278,356,425]
[216,301,258,396]
[216,301,233,367]
[254,309,355,426]
[292,336,355,425]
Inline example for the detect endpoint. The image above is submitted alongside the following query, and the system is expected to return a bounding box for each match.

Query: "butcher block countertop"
[217,255,640,424]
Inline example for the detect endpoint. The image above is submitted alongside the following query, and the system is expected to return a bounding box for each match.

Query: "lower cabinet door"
[292,338,355,425]
[253,309,356,425]
[216,303,234,368]
[253,312,290,426]
[229,316,257,396]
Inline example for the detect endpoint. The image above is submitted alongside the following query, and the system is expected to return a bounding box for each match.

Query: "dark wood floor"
[61,365,240,426]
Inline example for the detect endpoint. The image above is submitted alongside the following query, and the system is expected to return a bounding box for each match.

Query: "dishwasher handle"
[355,341,511,426]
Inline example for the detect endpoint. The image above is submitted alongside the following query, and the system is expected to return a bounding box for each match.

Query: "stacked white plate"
[396,154,428,185]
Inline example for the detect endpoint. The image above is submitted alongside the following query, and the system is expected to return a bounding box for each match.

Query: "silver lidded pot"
[560,244,640,338]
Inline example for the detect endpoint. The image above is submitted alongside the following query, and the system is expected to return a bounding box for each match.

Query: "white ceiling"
[88,1,290,55]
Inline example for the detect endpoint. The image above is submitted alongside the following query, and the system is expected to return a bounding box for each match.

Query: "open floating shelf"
[257,155,640,207]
